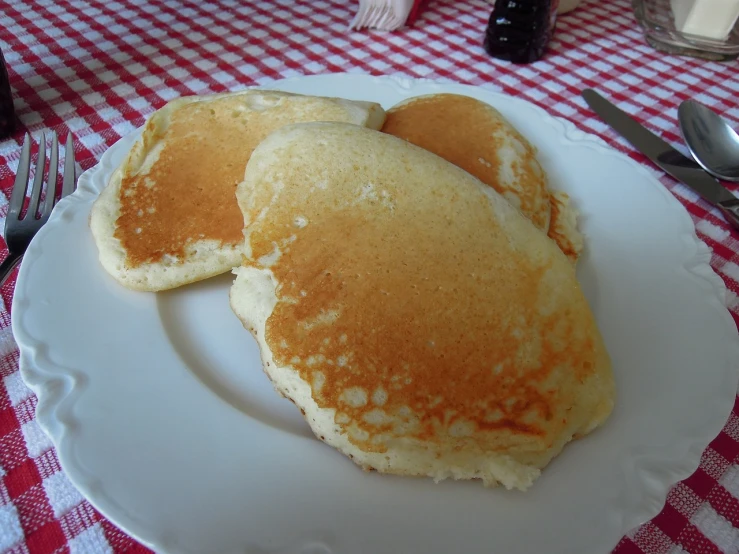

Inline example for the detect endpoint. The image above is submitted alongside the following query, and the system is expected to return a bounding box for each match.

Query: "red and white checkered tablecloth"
[1,0,739,552]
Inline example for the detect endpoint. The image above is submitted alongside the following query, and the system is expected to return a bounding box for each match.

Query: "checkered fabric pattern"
[0,0,738,552]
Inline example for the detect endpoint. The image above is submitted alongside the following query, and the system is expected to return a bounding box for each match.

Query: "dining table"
[1,0,739,552]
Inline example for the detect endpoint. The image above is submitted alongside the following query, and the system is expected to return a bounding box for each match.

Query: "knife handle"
[718,198,739,232]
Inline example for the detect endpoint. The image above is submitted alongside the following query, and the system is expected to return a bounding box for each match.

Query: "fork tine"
[28,132,46,218]
[61,133,75,198]
[8,133,31,221]
[40,131,58,220]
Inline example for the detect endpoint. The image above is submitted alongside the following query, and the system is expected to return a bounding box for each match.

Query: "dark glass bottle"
[0,48,15,139]
[483,0,559,64]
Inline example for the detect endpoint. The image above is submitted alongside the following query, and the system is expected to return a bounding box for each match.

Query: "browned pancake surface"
[240,123,610,457]
[382,93,551,231]
[115,93,382,266]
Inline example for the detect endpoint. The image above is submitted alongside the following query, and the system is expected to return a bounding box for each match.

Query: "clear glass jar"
[633,0,739,61]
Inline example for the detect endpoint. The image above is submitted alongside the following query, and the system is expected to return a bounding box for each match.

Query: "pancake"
[548,190,583,263]
[381,93,583,261]
[230,122,615,491]
[89,89,386,291]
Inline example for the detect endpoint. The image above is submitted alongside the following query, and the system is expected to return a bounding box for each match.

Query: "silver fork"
[0,132,77,286]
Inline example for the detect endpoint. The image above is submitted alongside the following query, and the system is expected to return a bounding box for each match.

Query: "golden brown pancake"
[381,93,583,261]
[230,122,615,491]
[89,89,386,291]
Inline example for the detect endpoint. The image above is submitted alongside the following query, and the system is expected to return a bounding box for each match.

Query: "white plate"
[14,74,739,554]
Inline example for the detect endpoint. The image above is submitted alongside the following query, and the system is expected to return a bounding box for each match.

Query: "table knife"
[582,88,739,231]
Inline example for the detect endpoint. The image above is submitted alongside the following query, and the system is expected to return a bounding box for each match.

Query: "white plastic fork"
[0,132,76,286]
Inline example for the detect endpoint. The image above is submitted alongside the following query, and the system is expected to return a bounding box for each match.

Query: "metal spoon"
[678,100,739,182]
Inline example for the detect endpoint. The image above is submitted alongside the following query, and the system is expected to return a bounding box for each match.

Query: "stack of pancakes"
[90,89,614,491]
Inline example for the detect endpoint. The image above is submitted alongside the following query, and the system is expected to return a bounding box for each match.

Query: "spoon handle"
[718,198,739,232]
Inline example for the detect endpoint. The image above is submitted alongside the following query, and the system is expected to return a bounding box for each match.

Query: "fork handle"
[0,253,22,287]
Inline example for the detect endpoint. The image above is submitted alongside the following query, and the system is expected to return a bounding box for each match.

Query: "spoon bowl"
[678,100,739,182]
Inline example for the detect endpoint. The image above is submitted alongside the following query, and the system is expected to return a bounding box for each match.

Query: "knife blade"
[581,89,739,231]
